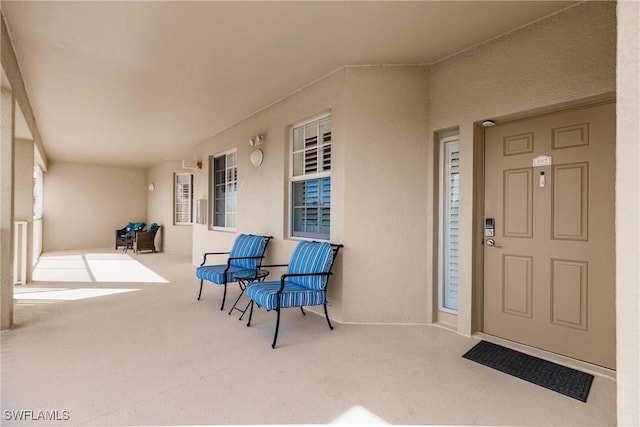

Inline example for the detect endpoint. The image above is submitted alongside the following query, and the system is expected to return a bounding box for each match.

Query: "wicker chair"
[133,224,160,253]
[115,222,145,250]
[115,227,130,250]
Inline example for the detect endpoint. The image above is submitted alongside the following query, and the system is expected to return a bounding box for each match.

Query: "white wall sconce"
[249,134,265,167]
[249,135,264,147]
[148,183,155,192]
[250,149,264,167]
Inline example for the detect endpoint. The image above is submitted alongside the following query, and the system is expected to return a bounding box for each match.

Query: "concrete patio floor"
[1,249,616,426]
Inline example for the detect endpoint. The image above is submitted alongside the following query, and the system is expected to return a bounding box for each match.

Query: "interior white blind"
[442,138,459,312]
[174,173,193,225]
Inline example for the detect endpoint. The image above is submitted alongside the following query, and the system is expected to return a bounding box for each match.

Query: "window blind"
[442,139,460,311]
[174,173,193,225]
[292,115,332,177]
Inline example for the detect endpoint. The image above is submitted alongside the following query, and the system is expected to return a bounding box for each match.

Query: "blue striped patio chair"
[245,241,343,348]
[196,234,273,310]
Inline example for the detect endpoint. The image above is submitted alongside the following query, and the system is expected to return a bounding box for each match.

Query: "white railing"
[13,221,27,285]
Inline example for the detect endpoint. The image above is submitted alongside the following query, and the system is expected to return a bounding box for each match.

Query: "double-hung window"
[290,114,332,240]
[439,133,460,313]
[174,173,194,225]
[211,150,237,230]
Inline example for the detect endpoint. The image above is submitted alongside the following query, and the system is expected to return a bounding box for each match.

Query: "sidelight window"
[439,133,460,313]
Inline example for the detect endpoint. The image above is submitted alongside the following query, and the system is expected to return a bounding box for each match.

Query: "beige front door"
[483,102,616,369]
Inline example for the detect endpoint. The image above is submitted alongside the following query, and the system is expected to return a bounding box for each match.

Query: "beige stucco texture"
[192,1,616,327]
[43,161,147,251]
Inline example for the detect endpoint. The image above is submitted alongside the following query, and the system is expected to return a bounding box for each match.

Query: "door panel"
[550,258,588,330]
[502,255,533,318]
[504,169,533,238]
[552,163,589,241]
[483,102,615,369]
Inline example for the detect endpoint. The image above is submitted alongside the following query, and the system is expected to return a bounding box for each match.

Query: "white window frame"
[174,173,194,225]
[210,149,238,231]
[438,133,460,314]
[289,113,332,241]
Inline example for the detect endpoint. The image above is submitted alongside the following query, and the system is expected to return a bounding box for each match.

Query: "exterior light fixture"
[249,135,264,147]
[249,134,265,167]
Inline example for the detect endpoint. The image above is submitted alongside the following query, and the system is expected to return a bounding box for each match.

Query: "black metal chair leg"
[246,301,254,326]
[197,279,204,300]
[272,307,281,349]
[323,304,334,330]
[300,307,306,316]
[220,283,227,310]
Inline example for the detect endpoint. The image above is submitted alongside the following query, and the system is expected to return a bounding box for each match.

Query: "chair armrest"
[260,264,289,269]
[200,252,231,266]
[277,272,333,292]
[227,255,265,262]
[224,255,267,274]
[250,264,288,279]
[135,230,152,241]
[281,272,332,279]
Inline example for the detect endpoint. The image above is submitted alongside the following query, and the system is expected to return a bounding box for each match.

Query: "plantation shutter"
[292,115,331,177]
[443,140,459,311]
[174,173,193,225]
[291,114,331,239]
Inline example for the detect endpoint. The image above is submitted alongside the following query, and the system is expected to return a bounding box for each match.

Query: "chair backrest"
[287,241,339,290]
[229,234,271,270]
[125,222,145,235]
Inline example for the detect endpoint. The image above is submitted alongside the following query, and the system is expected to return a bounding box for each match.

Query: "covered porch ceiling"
[1,1,577,168]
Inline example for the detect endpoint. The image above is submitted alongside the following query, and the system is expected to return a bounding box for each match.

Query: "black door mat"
[462,340,594,402]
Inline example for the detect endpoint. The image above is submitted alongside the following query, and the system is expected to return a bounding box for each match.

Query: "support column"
[0,88,15,330]
[616,1,640,424]
[14,138,35,283]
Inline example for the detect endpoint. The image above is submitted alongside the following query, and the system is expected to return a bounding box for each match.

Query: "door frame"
[471,94,616,337]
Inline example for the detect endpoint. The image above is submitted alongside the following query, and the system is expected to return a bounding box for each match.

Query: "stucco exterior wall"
[428,0,616,334]
[190,1,616,328]
[13,138,33,281]
[146,161,193,254]
[43,161,146,251]
[0,88,15,330]
[341,65,430,323]
[192,66,430,323]
[192,69,346,318]
[616,0,640,424]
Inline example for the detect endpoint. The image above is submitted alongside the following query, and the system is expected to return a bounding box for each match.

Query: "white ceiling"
[2,1,577,168]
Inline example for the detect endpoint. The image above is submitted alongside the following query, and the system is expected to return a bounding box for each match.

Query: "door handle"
[486,238,501,248]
